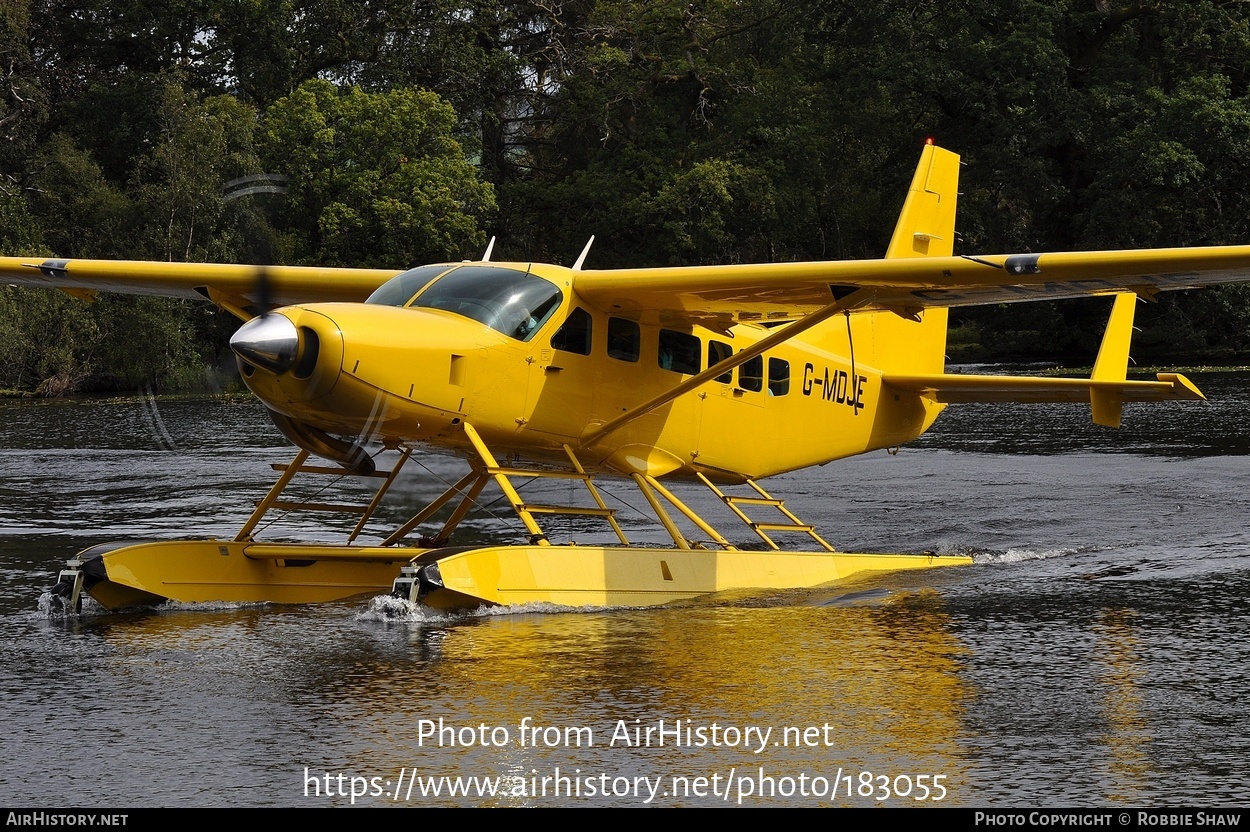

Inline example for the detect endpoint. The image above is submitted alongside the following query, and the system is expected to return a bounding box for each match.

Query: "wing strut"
[579,288,875,448]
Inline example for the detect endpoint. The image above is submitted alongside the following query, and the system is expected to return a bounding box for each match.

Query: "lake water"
[2,373,1249,807]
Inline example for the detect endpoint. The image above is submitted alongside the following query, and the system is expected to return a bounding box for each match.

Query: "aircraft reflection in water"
[6,141,1250,612]
[75,585,970,806]
[1093,608,1151,804]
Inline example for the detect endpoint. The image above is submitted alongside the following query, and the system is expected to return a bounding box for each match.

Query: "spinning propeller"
[228,267,299,373]
[227,266,377,475]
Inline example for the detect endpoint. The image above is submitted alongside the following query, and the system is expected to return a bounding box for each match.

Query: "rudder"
[866,142,961,375]
[886,141,960,259]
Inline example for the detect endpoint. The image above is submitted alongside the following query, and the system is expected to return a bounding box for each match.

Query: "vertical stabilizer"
[886,142,961,259]
[1089,292,1139,428]
[863,142,960,377]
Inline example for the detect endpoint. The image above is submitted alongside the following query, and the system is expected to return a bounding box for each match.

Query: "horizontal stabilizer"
[883,371,1204,409]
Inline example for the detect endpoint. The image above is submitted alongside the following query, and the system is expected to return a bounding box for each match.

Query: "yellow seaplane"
[7,141,1250,613]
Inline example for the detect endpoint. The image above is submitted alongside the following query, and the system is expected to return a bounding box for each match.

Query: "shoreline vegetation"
[6,2,1250,395]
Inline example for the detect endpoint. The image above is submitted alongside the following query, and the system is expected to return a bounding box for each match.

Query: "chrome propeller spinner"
[229,313,299,373]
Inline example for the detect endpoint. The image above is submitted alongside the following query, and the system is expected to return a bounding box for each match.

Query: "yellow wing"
[0,257,400,316]
[569,245,1250,326]
[11,245,1250,325]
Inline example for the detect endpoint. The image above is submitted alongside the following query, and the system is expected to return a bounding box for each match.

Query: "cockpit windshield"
[365,265,453,307]
[408,266,563,341]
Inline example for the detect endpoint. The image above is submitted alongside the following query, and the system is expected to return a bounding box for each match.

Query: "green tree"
[260,79,496,267]
[0,0,45,174]
[26,133,133,258]
[130,80,264,262]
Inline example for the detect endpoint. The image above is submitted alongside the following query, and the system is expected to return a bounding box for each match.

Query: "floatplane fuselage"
[235,270,948,484]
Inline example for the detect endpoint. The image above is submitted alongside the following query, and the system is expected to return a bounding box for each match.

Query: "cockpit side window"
[365,265,454,307]
[410,266,563,341]
[552,307,592,355]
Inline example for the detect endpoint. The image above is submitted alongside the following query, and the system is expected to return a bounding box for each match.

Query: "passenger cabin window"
[552,308,592,355]
[708,341,732,383]
[658,330,700,375]
[768,358,790,396]
[740,355,763,392]
[408,266,562,342]
[608,318,640,362]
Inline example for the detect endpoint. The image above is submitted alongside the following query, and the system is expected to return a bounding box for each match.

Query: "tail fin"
[886,141,960,259]
[1089,292,1138,428]
[863,142,960,376]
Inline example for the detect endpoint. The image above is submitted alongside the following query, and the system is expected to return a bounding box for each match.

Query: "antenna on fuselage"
[572,236,595,271]
[481,236,496,262]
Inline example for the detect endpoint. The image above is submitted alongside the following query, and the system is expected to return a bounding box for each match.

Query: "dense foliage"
[4,0,1250,392]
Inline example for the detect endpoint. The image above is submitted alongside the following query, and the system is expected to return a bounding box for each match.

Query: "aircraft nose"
[230,313,299,373]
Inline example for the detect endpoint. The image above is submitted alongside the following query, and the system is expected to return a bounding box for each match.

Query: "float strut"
[56,558,86,614]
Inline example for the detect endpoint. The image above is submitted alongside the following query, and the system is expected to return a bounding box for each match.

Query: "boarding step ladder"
[459,422,630,546]
[695,473,835,552]
[234,447,413,544]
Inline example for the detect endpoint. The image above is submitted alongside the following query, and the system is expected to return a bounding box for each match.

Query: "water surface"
[1,375,1248,806]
